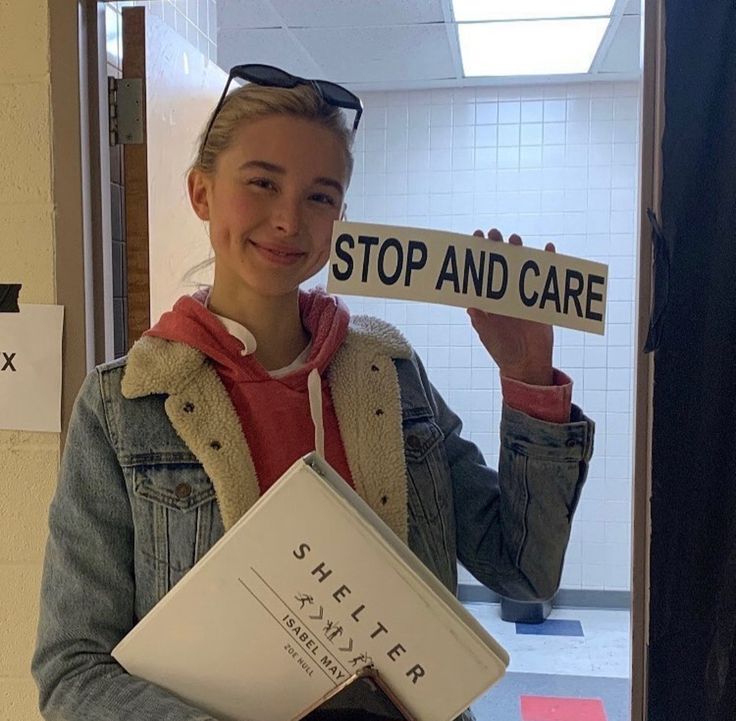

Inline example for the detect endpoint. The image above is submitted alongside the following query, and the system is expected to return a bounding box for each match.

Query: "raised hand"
[467,228,555,386]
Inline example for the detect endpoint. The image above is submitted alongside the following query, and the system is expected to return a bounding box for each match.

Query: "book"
[112,453,509,721]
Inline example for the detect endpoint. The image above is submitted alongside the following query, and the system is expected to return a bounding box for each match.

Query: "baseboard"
[458,583,631,610]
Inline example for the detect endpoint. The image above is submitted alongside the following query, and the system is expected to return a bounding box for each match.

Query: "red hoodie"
[145,288,354,494]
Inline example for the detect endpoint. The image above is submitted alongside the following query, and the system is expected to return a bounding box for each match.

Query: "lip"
[248,239,306,266]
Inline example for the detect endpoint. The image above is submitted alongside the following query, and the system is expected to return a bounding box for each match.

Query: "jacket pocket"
[404,418,456,589]
[404,418,451,523]
[129,462,224,603]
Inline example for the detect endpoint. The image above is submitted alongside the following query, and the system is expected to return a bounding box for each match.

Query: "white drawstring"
[307,368,325,459]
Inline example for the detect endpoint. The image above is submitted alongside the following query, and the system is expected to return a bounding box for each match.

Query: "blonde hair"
[189,82,355,179]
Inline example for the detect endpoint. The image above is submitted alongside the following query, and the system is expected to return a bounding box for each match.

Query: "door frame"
[631,2,666,720]
[81,0,116,365]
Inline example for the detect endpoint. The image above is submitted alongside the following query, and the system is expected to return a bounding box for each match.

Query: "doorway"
[89,3,657,720]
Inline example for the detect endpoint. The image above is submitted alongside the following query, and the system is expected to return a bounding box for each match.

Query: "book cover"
[112,454,509,721]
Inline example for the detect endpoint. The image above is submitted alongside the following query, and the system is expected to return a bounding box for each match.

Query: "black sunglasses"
[200,63,363,161]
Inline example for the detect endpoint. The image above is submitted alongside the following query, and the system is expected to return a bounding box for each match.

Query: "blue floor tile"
[515,619,584,636]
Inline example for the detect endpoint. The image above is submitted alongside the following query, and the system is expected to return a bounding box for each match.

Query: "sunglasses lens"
[236,64,299,89]
[316,81,361,110]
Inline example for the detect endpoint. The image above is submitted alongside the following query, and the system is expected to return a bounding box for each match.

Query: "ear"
[188,169,211,222]
[340,202,348,221]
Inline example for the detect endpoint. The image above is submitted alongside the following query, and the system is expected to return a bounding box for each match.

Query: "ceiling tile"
[217,0,283,28]
[216,28,323,76]
[292,24,456,85]
[268,0,445,28]
[598,15,640,74]
[213,0,641,87]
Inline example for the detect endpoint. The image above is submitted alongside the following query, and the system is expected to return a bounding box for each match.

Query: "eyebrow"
[238,160,344,196]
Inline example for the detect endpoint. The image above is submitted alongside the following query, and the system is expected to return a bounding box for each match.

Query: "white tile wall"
[107,0,217,67]
[312,81,640,593]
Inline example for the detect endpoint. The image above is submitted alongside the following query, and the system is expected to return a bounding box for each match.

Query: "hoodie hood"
[144,286,350,390]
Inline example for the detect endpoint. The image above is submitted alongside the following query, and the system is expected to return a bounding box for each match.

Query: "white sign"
[0,304,64,432]
[327,222,608,335]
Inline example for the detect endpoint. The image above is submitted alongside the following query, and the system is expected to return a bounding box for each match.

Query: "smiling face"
[188,114,349,305]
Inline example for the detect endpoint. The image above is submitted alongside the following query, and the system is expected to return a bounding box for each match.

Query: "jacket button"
[566,438,577,448]
[375,408,384,416]
[406,435,420,450]
[183,402,195,413]
[210,440,222,450]
[371,364,380,372]
[381,495,388,505]
[175,483,192,499]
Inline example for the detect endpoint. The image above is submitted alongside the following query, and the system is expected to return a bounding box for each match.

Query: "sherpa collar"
[122,315,412,399]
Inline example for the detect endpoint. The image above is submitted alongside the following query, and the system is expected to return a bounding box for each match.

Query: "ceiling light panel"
[453,0,616,22]
[459,18,610,76]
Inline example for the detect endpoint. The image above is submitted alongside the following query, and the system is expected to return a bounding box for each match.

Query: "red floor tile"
[520,695,607,721]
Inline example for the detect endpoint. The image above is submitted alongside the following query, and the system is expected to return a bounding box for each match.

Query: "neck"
[208,282,309,371]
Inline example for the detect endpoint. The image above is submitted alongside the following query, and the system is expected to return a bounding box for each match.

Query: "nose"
[270,193,301,237]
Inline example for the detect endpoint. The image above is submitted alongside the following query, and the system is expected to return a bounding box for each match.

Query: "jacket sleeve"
[31,370,220,721]
[413,353,594,602]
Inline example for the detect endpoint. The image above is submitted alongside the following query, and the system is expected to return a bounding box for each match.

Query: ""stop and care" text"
[331,233,604,322]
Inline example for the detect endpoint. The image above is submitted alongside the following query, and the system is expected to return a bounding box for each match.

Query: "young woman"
[32,65,594,721]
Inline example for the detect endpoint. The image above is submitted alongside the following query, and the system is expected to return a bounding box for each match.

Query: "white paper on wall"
[0,304,64,432]
[327,222,609,335]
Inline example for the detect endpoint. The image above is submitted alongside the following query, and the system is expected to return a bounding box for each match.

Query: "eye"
[310,192,338,207]
[248,177,277,191]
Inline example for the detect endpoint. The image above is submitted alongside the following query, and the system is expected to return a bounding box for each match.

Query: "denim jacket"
[32,315,594,721]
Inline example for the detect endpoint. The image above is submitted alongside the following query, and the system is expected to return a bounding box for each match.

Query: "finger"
[467,308,489,329]
[545,241,556,253]
[473,229,484,237]
[467,306,497,322]
[509,233,523,246]
[488,228,503,242]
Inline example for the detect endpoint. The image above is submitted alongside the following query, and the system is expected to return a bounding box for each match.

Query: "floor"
[464,603,631,721]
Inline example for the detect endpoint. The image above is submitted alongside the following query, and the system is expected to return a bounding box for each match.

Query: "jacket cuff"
[501,401,594,463]
[500,368,573,424]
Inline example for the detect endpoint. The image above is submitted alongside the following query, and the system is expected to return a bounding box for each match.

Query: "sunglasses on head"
[200,63,364,160]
